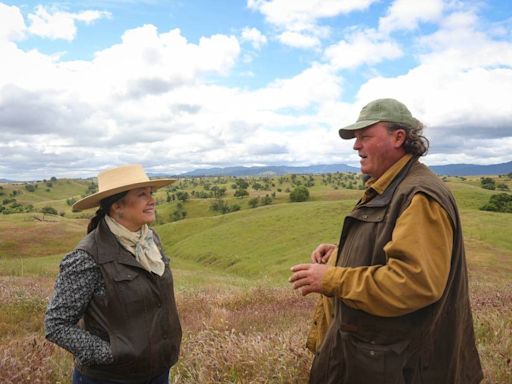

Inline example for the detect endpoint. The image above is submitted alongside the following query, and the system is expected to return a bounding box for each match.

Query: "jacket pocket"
[110,334,137,371]
[112,269,143,304]
[342,332,410,384]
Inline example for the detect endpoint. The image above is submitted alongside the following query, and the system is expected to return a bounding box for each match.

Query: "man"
[289,99,483,384]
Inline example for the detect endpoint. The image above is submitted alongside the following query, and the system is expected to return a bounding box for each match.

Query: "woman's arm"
[44,249,113,366]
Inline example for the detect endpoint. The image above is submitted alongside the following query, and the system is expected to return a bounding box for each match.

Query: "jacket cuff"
[321,266,345,296]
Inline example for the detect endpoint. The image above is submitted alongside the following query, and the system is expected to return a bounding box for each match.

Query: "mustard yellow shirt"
[321,155,453,317]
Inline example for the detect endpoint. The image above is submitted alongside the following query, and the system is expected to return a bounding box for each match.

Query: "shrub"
[248,197,259,208]
[176,191,189,202]
[289,186,310,202]
[41,206,58,215]
[261,195,272,205]
[480,193,512,213]
[210,199,240,214]
[66,198,77,206]
[481,177,496,190]
[234,189,249,198]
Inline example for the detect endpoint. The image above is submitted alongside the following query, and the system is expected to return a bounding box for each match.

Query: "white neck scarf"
[105,215,165,276]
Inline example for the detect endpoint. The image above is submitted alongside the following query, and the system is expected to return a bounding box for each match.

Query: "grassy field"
[0,172,511,383]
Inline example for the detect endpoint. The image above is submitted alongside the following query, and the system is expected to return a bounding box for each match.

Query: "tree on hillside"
[41,206,58,215]
[66,197,78,206]
[234,189,249,198]
[480,177,496,190]
[232,179,249,190]
[176,191,189,202]
[248,197,259,208]
[480,193,512,213]
[171,202,187,221]
[261,195,272,205]
[210,199,240,214]
[289,186,310,202]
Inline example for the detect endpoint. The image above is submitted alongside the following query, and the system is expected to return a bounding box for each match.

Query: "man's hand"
[311,243,336,264]
[289,263,329,296]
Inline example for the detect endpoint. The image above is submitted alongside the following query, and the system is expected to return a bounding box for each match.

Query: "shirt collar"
[365,154,413,195]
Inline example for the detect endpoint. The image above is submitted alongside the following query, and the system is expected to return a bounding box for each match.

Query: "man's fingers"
[290,263,311,273]
[291,278,310,290]
[288,269,309,283]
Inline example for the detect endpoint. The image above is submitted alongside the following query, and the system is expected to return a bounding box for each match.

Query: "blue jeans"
[72,368,169,384]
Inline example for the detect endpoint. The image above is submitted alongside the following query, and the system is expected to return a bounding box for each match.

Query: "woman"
[45,164,182,384]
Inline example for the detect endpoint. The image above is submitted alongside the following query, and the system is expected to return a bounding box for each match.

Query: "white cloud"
[0,3,26,41]
[248,0,376,27]
[241,27,267,49]
[248,0,377,49]
[324,29,403,69]
[418,11,512,70]
[277,30,320,49]
[1,2,511,180]
[379,0,444,34]
[27,5,110,41]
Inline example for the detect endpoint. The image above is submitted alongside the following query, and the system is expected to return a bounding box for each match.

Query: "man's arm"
[290,193,453,317]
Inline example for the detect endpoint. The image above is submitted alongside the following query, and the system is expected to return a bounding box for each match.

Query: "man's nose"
[353,138,361,150]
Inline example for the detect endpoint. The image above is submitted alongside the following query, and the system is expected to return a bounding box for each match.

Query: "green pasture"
[1,173,511,283]
[0,172,511,383]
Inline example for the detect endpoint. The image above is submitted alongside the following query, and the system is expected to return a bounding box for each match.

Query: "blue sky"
[0,0,511,180]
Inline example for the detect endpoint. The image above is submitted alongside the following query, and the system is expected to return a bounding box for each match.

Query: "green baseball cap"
[339,98,417,139]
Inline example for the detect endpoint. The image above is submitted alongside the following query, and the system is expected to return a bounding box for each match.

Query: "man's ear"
[393,129,406,147]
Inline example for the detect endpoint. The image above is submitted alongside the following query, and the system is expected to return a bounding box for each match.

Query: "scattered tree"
[480,193,512,213]
[289,186,310,202]
[41,206,58,215]
[480,177,496,190]
[234,189,249,198]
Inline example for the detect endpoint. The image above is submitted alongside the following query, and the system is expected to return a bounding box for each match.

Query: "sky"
[0,0,511,180]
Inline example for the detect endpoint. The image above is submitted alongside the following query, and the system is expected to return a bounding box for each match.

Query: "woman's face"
[111,187,156,231]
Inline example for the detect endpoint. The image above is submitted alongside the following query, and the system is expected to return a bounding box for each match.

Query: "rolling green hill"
[0,172,511,383]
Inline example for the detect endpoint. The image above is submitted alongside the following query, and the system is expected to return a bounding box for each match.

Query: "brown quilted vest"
[75,219,182,382]
[310,158,482,384]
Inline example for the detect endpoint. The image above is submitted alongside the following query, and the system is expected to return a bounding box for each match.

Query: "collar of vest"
[362,156,418,208]
[93,219,143,269]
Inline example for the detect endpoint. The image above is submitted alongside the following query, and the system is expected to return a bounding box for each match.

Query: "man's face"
[352,122,405,179]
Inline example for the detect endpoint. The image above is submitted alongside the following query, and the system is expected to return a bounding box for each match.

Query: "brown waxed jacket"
[75,219,182,382]
[309,157,483,384]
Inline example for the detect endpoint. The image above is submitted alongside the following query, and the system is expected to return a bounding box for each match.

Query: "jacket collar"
[362,155,418,208]
[94,218,143,269]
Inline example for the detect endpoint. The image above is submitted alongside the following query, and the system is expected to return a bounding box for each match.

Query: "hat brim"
[338,119,380,139]
[72,179,176,212]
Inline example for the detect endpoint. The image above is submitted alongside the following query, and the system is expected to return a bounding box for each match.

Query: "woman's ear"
[110,201,124,219]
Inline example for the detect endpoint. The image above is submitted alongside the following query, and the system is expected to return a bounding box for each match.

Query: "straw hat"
[72,164,175,212]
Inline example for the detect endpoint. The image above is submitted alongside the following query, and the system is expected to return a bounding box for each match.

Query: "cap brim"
[338,119,380,139]
[72,179,176,212]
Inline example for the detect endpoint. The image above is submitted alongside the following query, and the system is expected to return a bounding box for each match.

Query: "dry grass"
[0,216,86,259]
[470,281,512,384]
[0,336,72,384]
[0,274,510,383]
[172,287,314,383]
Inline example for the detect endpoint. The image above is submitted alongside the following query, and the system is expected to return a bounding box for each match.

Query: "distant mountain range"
[179,161,512,177]
[1,161,511,183]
